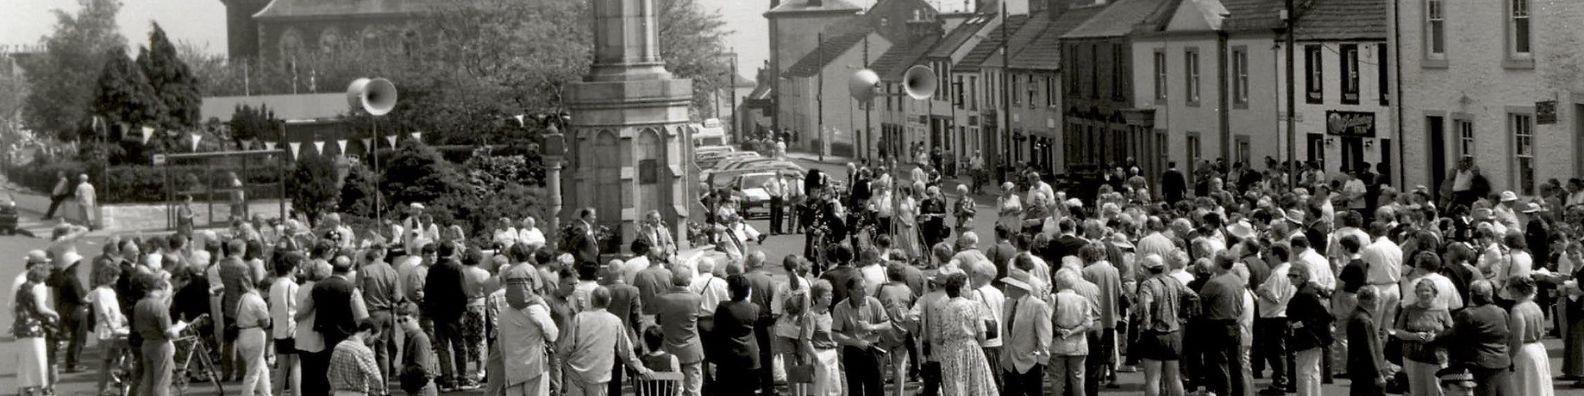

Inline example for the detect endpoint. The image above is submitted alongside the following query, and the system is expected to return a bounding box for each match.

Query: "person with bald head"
[491,263,558,396]
[654,265,706,396]
[296,254,369,396]
[559,286,655,396]
[739,250,780,396]
[597,258,644,396]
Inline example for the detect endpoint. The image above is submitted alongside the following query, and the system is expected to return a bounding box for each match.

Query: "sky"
[0,0,898,83]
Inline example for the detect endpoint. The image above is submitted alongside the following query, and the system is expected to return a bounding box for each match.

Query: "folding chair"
[636,371,684,396]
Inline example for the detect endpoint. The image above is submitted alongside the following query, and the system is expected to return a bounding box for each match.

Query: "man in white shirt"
[492,217,519,249]
[1255,244,1297,391]
[1359,222,1403,330]
[763,174,786,235]
[1293,236,1335,294]
[518,217,547,251]
[689,257,730,319]
[1342,172,1368,212]
[1399,252,1463,311]
[1025,172,1055,207]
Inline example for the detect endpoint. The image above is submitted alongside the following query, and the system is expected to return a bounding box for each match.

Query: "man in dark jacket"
[1347,286,1386,396]
[710,275,763,395]
[424,243,474,390]
[297,255,366,396]
[984,225,1019,279]
[1162,162,1187,204]
[741,252,780,396]
[1287,262,1334,395]
[1432,281,1513,396]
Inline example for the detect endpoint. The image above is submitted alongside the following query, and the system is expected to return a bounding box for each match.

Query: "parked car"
[728,170,803,219]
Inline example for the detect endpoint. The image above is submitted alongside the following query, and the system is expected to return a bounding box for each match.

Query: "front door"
[1428,116,1446,201]
[1340,137,1364,173]
[1307,133,1326,166]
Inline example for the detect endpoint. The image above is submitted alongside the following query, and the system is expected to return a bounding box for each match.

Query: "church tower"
[221,0,270,59]
[563,0,695,250]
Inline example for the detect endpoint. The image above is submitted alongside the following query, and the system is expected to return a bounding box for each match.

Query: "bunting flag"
[385,135,398,148]
[288,142,301,159]
[313,141,326,155]
[265,142,278,151]
[361,138,373,152]
[410,132,422,142]
[140,126,154,144]
[513,114,526,127]
[241,140,254,150]
[336,139,348,156]
[190,133,202,152]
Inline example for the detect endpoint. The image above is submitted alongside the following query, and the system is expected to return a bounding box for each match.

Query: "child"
[398,305,438,396]
[639,326,679,396]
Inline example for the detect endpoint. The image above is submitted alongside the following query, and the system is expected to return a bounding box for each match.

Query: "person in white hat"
[1000,270,1055,396]
[1495,191,1522,230]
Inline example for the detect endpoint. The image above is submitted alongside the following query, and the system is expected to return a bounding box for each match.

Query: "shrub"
[289,154,340,224]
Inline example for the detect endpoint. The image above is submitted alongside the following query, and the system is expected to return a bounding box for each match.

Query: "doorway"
[1340,137,1364,173]
[1427,116,1446,202]
[1307,134,1326,166]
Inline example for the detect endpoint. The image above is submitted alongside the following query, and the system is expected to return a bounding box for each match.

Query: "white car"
[731,171,800,219]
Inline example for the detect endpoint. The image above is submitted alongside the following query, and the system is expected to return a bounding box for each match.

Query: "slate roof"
[870,35,943,81]
[765,0,865,15]
[1062,0,1171,39]
[784,31,872,77]
[955,14,1031,71]
[1294,0,1385,40]
[925,14,995,58]
[1221,0,1285,31]
[978,11,1050,69]
[1008,3,1112,69]
[254,0,448,20]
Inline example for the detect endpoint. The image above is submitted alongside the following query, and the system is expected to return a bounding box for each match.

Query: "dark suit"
[1346,308,1384,396]
[743,269,779,396]
[605,283,643,396]
[304,274,357,396]
[634,265,672,316]
[711,300,762,396]
[1433,304,1513,396]
[984,241,1018,279]
[1162,169,1187,203]
[572,223,601,265]
[424,260,470,384]
[654,288,705,364]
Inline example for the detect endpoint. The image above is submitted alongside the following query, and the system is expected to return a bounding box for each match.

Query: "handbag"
[977,290,999,340]
[786,363,816,383]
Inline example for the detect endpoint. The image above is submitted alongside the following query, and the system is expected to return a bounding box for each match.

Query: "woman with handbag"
[799,280,841,396]
[14,263,59,396]
[932,272,998,396]
[1393,280,1454,396]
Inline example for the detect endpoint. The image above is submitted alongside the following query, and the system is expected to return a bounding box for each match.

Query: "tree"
[228,104,280,145]
[91,46,163,132]
[289,153,340,224]
[138,23,203,130]
[338,162,379,218]
[656,0,733,114]
[20,0,127,140]
[379,139,464,209]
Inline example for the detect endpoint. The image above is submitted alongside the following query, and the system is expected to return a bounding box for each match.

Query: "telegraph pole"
[817,32,826,161]
[1285,0,1297,187]
[1000,0,1011,180]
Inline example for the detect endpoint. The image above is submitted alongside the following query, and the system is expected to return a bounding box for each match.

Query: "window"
[1153,49,1167,101]
[1186,133,1202,181]
[969,76,978,110]
[1231,46,1248,106]
[1235,135,1251,164]
[1068,46,1081,94]
[1090,44,1100,99]
[885,84,894,111]
[1510,0,1531,55]
[1379,45,1390,104]
[1046,76,1057,106]
[1111,43,1126,101]
[1513,113,1535,195]
[1009,74,1019,106]
[1426,0,1445,58]
[1305,45,1323,103]
[1455,119,1474,160]
[1184,48,1200,105]
[1340,44,1360,105]
[955,75,965,108]
[1027,74,1037,109]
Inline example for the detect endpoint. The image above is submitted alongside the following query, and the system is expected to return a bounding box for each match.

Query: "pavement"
[6,153,1583,395]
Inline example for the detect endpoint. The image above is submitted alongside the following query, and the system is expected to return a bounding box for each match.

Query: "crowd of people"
[10,152,1584,396]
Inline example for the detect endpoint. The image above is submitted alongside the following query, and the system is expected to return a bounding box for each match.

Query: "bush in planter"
[339,162,380,219]
[380,139,465,210]
[288,154,340,224]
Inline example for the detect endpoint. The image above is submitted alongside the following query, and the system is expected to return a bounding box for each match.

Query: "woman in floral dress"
[932,272,998,396]
[14,264,58,396]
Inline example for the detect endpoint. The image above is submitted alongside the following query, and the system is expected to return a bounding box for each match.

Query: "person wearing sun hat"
[999,270,1053,396]
[1494,191,1522,230]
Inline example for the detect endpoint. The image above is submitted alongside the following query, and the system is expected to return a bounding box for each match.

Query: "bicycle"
[172,314,224,395]
[98,335,135,396]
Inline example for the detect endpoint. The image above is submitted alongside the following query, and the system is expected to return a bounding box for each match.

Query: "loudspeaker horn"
[848,69,881,102]
[903,65,936,100]
[346,77,398,116]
